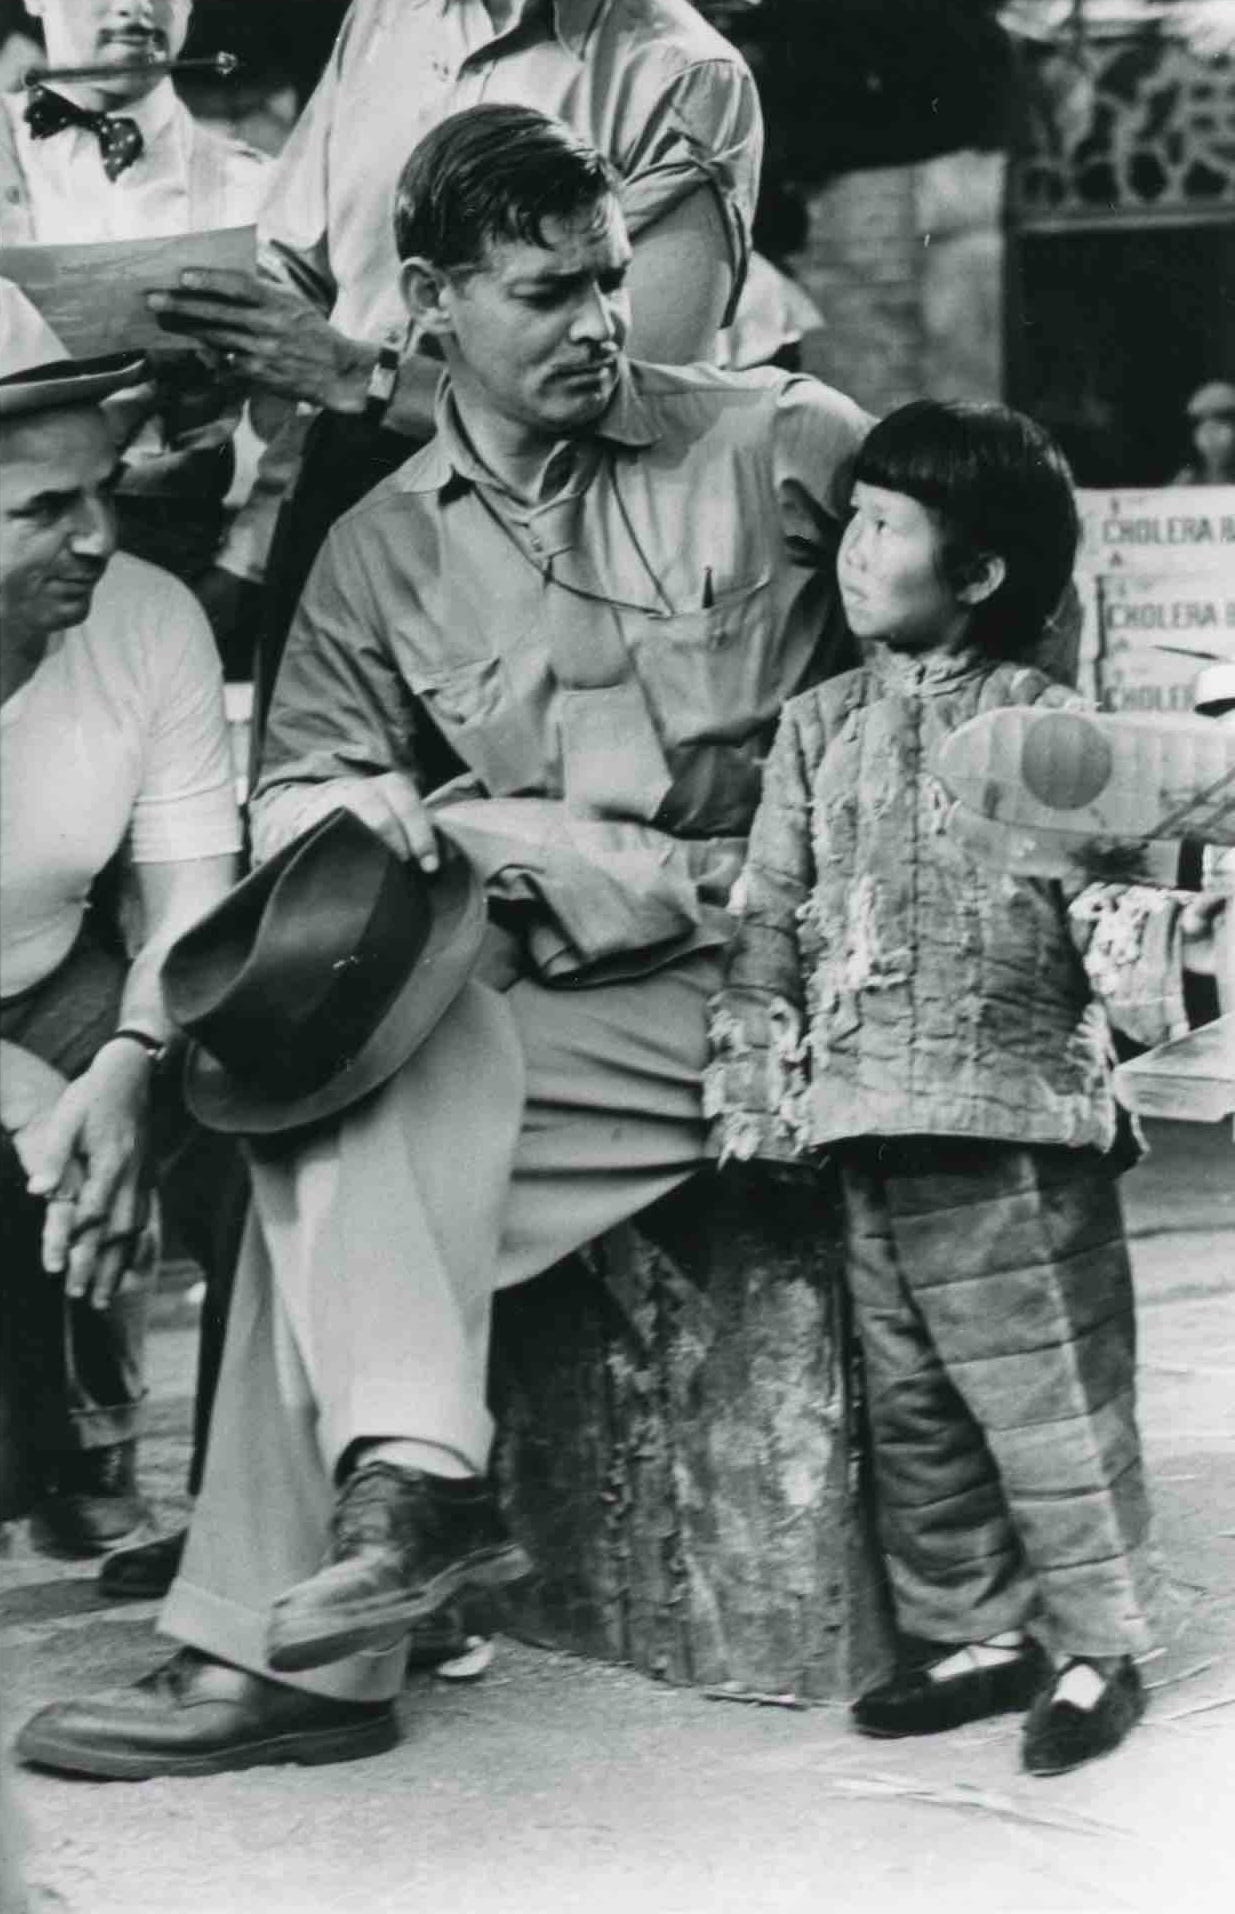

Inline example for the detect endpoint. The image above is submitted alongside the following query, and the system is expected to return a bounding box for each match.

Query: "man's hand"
[146,270,377,415]
[328,771,441,871]
[1180,893,1227,975]
[13,1041,154,1311]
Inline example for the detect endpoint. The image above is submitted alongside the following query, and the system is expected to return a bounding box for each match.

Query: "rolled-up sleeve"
[129,581,241,864]
[252,522,422,858]
[617,57,763,321]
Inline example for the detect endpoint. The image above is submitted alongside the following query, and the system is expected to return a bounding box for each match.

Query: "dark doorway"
[1007,223,1235,487]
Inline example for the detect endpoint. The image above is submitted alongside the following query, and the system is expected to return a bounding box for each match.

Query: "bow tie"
[24,85,145,181]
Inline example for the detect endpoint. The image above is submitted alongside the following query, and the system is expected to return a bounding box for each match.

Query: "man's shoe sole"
[267,1541,533,1674]
[17,1710,399,1781]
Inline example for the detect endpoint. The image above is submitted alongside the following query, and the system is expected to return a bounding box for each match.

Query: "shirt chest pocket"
[633,574,775,746]
[408,657,547,797]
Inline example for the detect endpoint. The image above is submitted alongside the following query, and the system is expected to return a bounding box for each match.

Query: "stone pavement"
[2,1121,1233,1914]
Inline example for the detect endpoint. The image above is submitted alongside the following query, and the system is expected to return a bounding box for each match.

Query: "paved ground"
[3,1120,1233,1914]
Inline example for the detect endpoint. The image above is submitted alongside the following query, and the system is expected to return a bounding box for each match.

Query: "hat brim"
[181,841,487,1135]
[0,352,149,419]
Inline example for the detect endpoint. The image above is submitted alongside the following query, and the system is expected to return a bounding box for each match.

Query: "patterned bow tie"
[25,84,144,181]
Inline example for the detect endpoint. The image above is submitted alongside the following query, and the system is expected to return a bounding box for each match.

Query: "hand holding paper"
[145,268,379,414]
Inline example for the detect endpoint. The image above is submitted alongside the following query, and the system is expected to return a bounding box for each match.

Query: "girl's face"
[838,481,972,654]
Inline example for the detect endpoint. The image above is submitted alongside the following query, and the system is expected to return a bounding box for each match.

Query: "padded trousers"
[837,1137,1157,1661]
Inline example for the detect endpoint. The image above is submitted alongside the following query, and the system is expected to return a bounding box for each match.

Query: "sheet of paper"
[0,224,256,359]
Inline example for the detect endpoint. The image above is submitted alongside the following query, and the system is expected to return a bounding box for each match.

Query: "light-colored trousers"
[161,953,720,1701]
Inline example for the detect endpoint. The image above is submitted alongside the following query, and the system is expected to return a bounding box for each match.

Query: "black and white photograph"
[1,4,1232,1911]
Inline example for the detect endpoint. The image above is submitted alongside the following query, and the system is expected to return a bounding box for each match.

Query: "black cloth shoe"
[98,1527,186,1601]
[16,1649,398,1781]
[1022,1657,1144,1776]
[28,1441,148,1559]
[266,1464,532,1674]
[852,1636,1050,1738]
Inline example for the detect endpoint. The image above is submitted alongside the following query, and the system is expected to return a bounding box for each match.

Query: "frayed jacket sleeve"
[703,701,818,1162]
[1068,882,1191,1049]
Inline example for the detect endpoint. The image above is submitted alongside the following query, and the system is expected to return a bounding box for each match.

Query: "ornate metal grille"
[1010,30,1235,228]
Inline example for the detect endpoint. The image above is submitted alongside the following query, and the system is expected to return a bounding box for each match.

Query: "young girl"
[705,401,1223,1777]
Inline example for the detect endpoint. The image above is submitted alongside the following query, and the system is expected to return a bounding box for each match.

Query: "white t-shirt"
[0,552,242,998]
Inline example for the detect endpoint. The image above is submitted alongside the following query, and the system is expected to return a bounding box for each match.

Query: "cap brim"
[182,842,487,1135]
[0,352,149,419]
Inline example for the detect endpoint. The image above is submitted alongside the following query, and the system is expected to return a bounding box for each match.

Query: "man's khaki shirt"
[257,359,869,865]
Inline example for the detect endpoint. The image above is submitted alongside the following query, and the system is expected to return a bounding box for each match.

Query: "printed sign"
[1075,487,1235,712]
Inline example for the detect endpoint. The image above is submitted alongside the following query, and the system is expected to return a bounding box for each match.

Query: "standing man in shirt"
[18,105,870,1782]
[0,0,269,595]
[144,0,763,704]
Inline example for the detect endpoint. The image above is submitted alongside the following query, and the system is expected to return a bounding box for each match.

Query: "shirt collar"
[548,0,609,60]
[56,73,178,139]
[403,360,660,496]
[870,643,987,694]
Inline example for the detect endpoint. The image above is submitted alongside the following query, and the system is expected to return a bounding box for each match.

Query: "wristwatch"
[363,342,401,425]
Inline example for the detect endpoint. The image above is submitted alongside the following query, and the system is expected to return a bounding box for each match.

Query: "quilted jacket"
[704,646,1192,1161]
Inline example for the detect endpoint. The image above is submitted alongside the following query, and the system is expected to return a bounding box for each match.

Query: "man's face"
[30,0,193,101]
[416,196,633,445]
[0,407,119,660]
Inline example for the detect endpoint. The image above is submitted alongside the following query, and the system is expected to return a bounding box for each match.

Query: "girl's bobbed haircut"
[854,400,1080,661]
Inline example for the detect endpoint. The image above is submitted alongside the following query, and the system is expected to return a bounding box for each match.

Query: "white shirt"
[0,554,242,999]
[4,76,269,242]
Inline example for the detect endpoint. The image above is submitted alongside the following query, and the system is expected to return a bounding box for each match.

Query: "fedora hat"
[163,809,486,1135]
[0,351,148,420]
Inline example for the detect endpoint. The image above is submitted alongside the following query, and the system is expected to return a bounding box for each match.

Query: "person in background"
[0,346,240,1558]
[706,399,1225,1778]
[0,0,269,605]
[142,0,763,709]
[1172,379,1235,487]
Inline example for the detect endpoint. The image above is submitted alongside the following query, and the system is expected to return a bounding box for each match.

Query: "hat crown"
[164,811,433,1102]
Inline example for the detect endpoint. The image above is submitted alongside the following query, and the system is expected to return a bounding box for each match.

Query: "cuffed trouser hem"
[159,1577,407,1704]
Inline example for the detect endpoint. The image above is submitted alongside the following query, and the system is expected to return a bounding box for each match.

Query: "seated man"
[18,104,870,1778]
[0,348,240,1551]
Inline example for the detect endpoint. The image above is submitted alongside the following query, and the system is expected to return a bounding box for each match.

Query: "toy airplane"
[939,684,1234,1127]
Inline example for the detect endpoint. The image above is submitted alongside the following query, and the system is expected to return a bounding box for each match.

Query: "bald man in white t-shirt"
[0,349,240,1550]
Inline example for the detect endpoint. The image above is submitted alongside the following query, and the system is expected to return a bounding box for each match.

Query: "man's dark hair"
[854,400,1080,661]
[394,104,618,274]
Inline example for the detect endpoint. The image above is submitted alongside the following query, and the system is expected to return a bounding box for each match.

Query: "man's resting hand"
[12,1039,155,1311]
[322,772,440,872]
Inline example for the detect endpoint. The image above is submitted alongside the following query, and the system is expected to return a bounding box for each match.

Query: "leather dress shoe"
[1022,1657,1144,1776]
[267,1463,532,1674]
[852,1636,1050,1738]
[16,1649,398,1780]
[98,1527,186,1600]
[28,1441,148,1559]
